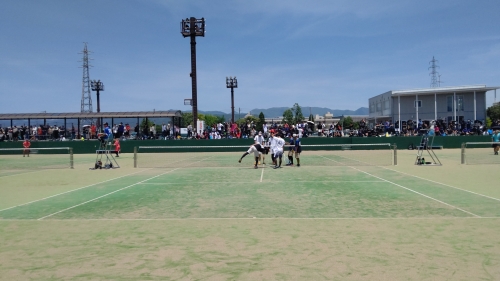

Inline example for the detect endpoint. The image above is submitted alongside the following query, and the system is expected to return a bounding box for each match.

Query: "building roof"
[0,110,183,120]
[383,85,500,97]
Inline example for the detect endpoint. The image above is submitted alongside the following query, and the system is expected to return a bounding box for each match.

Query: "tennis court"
[1,148,499,280]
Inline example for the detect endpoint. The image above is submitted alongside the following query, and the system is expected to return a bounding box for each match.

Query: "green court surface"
[1,149,500,280]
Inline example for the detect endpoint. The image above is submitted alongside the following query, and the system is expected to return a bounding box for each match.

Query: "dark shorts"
[492,143,499,148]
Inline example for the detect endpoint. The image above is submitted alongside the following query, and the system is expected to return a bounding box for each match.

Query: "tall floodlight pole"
[181,17,205,131]
[226,76,238,123]
[91,80,104,113]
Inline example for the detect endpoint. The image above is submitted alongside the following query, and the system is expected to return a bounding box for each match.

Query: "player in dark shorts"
[238,143,268,169]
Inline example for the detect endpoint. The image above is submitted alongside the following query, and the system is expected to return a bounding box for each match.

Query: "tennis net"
[0,147,73,170]
[133,143,396,168]
[462,142,500,165]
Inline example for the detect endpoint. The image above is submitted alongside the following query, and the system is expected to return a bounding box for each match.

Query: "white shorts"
[247,146,260,158]
[274,149,283,158]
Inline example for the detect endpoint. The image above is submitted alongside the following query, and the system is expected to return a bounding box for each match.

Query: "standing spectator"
[37,126,42,140]
[117,123,124,139]
[150,123,156,139]
[71,125,76,140]
[125,123,131,138]
[12,126,19,141]
[113,138,120,157]
[134,123,140,139]
[23,139,31,157]
[162,123,167,139]
[492,129,500,155]
[90,123,96,139]
[53,125,60,140]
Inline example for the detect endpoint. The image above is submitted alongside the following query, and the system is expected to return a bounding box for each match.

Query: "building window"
[447,95,464,112]
[457,95,464,111]
[414,100,422,108]
[384,100,390,110]
[376,102,381,112]
[370,103,375,113]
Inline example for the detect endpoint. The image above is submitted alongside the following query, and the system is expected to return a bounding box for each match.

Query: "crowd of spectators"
[0,124,72,142]
[2,119,499,142]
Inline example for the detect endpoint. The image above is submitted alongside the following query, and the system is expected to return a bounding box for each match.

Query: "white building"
[368,85,499,128]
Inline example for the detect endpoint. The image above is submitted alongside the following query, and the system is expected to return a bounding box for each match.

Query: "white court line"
[1,217,499,222]
[139,180,385,185]
[260,169,264,182]
[319,155,481,218]
[37,156,215,220]
[379,167,500,202]
[0,154,203,213]
[0,169,150,213]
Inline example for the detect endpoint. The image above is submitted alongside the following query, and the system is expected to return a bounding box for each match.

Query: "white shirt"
[274,137,285,152]
[269,136,277,152]
[254,135,264,145]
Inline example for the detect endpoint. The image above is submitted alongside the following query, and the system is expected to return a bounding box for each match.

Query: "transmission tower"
[80,43,93,113]
[428,56,440,88]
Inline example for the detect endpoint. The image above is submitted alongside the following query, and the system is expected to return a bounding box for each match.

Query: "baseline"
[2,217,499,222]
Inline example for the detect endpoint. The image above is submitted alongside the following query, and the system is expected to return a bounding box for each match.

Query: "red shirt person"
[23,139,31,157]
[113,138,120,157]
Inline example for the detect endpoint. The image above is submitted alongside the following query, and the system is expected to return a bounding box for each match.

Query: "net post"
[69,147,74,169]
[461,143,465,165]
[393,144,397,165]
[134,146,137,168]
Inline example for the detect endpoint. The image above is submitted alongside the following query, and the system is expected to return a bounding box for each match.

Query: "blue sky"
[1,0,499,115]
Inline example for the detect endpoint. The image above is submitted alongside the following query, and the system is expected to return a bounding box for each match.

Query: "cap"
[293,134,297,137]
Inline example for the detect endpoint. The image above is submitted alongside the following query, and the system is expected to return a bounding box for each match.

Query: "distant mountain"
[194,107,368,120]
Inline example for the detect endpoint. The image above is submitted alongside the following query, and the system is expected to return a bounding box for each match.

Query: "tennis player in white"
[272,134,285,169]
[268,132,277,166]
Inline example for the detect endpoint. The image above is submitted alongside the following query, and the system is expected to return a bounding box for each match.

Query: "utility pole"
[429,56,440,88]
[80,43,93,113]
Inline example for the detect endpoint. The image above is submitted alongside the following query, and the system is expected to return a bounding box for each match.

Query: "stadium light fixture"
[226,76,238,123]
[181,17,205,131]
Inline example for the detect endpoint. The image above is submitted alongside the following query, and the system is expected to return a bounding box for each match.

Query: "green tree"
[342,116,354,129]
[236,116,259,127]
[140,118,153,132]
[486,117,492,128]
[282,109,294,125]
[257,112,265,132]
[202,114,218,127]
[292,103,304,124]
[181,112,193,127]
[487,103,500,123]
